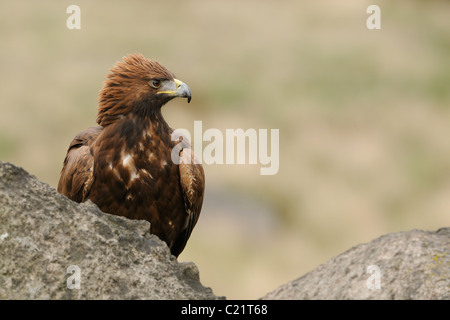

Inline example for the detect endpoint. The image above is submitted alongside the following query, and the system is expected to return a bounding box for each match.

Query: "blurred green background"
[1,0,449,299]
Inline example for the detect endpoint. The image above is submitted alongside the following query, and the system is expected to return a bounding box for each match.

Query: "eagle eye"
[150,79,162,89]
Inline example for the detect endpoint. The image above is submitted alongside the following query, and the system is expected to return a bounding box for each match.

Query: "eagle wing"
[172,144,205,256]
[58,126,102,202]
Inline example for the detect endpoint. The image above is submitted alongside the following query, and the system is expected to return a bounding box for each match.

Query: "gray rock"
[1,161,448,300]
[0,161,220,299]
[262,228,449,300]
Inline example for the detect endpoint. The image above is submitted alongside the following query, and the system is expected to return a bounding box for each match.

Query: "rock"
[262,228,449,300]
[0,161,220,299]
[1,161,448,300]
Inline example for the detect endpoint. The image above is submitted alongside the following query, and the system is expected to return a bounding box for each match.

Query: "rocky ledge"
[1,161,448,299]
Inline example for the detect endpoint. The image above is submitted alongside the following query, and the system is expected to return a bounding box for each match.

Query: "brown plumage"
[58,54,204,257]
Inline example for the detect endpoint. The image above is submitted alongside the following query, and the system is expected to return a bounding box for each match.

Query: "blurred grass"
[1,0,450,299]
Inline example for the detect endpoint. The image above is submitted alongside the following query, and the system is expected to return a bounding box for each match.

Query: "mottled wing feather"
[173,147,205,256]
[58,126,102,202]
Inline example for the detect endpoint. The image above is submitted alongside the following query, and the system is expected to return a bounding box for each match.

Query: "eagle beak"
[158,79,192,103]
[174,79,192,103]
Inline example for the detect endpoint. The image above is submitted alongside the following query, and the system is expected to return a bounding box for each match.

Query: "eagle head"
[97,53,192,126]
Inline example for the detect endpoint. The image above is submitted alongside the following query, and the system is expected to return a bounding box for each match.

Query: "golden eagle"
[58,54,204,257]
